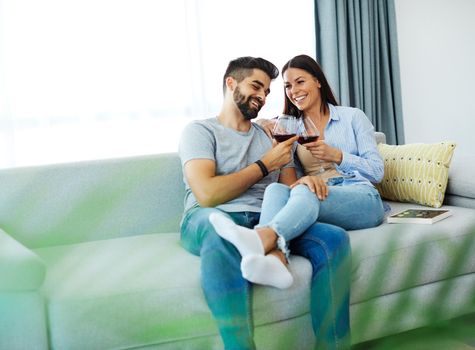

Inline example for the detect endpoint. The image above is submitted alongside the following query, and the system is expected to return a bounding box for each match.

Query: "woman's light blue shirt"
[325,104,384,186]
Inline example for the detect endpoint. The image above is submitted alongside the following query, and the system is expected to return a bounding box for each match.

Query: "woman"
[277,54,386,230]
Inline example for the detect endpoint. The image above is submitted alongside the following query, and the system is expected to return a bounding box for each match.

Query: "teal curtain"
[315,0,404,144]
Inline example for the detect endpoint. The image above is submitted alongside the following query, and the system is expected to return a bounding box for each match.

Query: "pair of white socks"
[209,213,293,289]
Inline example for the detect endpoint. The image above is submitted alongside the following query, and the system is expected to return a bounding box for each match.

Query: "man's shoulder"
[179,117,219,151]
[182,117,219,136]
[186,117,218,129]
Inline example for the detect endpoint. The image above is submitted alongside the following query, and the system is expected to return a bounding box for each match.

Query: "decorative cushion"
[376,142,456,207]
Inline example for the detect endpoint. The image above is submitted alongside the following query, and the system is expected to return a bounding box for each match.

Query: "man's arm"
[184,136,298,207]
[185,159,265,207]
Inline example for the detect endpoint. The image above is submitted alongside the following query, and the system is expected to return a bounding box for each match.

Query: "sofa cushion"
[34,233,313,349]
[376,142,456,207]
[349,202,475,304]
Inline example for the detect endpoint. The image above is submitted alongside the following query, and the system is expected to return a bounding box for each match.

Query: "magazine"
[387,209,452,224]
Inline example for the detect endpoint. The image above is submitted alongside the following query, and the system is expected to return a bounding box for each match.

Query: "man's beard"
[233,87,262,120]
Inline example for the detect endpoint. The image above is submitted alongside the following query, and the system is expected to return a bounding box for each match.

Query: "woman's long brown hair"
[282,54,338,117]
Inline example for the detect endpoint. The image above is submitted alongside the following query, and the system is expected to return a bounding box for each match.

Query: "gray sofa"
[1,133,474,349]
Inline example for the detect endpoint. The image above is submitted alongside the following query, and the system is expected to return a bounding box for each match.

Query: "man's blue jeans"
[180,185,351,349]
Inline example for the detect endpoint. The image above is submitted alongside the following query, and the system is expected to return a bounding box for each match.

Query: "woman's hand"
[290,175,329,200]
[304,140,343,164]
[254,118,276,139]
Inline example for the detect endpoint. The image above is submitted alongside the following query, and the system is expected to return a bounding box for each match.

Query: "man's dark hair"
[222,56,279,94]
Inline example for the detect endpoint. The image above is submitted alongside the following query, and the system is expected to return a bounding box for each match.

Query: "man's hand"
[290,175,329,200]
[261,135,298,172]
[304,140,343,164]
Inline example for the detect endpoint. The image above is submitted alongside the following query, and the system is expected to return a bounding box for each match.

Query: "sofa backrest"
[0,132,388,249]
[444,152,475,209]
[0,153,185,248]
[9,130,463,249]
[374,131,386,144]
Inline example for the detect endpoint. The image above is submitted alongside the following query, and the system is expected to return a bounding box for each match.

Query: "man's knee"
[322,224,349,254]
[181,207,231,253]
[184,208,227,233]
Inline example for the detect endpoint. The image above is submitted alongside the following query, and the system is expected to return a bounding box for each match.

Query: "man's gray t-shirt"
[179,117,291,213]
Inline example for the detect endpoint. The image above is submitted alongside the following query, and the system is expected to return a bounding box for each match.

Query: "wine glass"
[297,117,320,144]
[299,116,324,174]
[272,115,299,142]
[272,115,319,144]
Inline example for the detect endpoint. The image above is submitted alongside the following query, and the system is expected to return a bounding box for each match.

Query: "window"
[0,0,315,168]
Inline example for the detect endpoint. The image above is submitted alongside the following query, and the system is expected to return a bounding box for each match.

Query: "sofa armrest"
[0,228,46,291]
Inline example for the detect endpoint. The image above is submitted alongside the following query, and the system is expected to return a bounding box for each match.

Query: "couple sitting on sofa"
[178,54,385,349]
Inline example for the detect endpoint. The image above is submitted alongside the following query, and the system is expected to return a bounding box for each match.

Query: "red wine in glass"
[274,134,297,142]
[298,135,319,144]
[298,117,319,144]
[272,115,299,143]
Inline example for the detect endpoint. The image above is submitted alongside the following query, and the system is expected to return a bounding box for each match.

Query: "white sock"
[241,254,293,289]
[209,213,265,257]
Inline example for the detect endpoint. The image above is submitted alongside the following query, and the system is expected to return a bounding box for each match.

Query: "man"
[179,57,350,349]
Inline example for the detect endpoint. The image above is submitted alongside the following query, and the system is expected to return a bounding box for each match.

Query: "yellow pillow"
[376,141,456,208]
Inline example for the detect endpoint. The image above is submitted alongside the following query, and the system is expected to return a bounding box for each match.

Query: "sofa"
[1,132,475,350]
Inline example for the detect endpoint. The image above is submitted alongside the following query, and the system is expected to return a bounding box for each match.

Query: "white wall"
[395,0,475,154]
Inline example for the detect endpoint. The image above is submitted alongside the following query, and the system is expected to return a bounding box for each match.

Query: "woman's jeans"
[180,185,351,349]
[261,183,385,231]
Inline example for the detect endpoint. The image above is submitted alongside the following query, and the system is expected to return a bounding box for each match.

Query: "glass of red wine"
[298,116,319,144]
[272,115,319,144]
[272,115,298,142]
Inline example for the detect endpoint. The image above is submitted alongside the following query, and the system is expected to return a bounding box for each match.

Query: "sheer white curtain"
[0,0,315,169]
